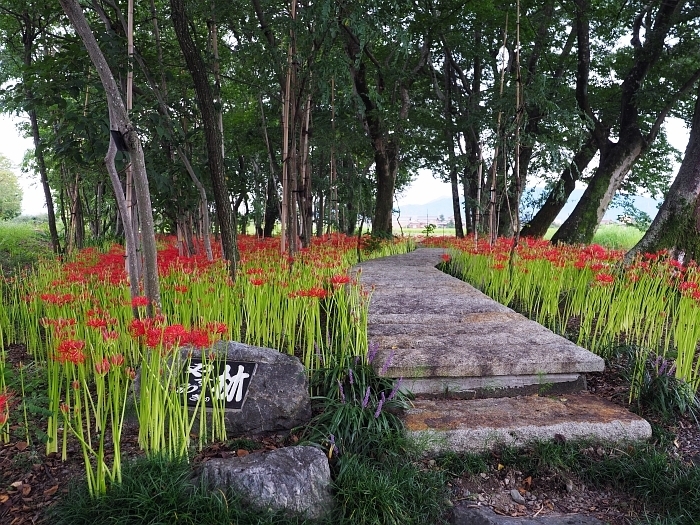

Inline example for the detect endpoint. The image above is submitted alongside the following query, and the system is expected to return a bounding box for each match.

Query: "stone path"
[354,248,651,452]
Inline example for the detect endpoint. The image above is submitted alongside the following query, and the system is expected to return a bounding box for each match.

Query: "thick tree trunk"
[551,131,644,244]
[521,135,598,237]
[170,0,238,278]
[552,0,685,245]
[372,141,398,236]
[625,87,700,261]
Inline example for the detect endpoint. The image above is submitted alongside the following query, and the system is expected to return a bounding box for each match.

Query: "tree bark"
[625,85,700,261]
[552,0,685,244]
[59,0,161,316]
[170,0,238,278]
[520,135,598,237]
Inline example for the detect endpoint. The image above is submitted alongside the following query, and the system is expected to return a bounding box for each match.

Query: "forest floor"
[1,341,698,525]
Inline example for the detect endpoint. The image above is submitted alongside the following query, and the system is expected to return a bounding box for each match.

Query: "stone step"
[357,249,603,397]
[403,394,651,455]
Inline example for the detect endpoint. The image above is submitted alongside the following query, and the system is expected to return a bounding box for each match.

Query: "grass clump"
[49,454,310,525]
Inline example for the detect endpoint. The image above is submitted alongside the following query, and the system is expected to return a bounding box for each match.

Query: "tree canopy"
[0,0,698,251]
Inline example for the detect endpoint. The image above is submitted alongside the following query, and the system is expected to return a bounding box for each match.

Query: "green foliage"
[48,455,310,525]
[303,346,411,457]
[0,155,22,221]
[332,448,449,525]
[619,346,700,423]
[0,221,52,274]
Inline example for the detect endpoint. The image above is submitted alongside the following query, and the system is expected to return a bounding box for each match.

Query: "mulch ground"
[1,342,698,525]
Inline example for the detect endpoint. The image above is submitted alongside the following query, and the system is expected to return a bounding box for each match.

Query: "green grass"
[545,223,645,250]
[0,220,53,274]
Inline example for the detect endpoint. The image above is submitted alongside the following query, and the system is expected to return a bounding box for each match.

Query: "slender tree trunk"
[59,0,161,316]
[170,0,238,278]
[27,107,61,254]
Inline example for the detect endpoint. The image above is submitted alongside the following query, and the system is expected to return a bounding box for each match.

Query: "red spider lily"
[109,354,125,367]
[290,287,328,299]
[71,380,80,390]
[102,329,120,341]
[125,367,137,380]
[57,338,85,354]
[441,253,451,262]
[95,358,111,375]
[249,278,266,286]
[131,296,150,308]
[329,274,351,287]
[172,285,189,293]
[86,318,108,329]
[594,273,615,285]
[40,293,76,306]
[0,392,12,425]
[246,268,265,275]
[206,322,228,335]
[60,403,70,415]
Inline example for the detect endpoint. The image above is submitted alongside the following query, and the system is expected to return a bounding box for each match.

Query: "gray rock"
[452,505,603,525]
[184,341,311,435]
[510,488,527,505]
[199,446,332,519]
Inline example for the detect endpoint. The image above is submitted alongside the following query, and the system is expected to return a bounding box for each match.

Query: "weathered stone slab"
[356,249,604,386]
[452,505,604,525]
[198,446,332,519]
[404,394,652,454]
[184,341,311,435]
[401,373,585,398]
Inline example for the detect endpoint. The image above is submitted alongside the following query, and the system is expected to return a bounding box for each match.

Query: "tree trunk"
[625,86,700,261]
[170,0,238,279]
[552,0,685,244]
[521,135,598,237]
[28,107,61,254]
[551,131,645,244]
[59,0,161,316]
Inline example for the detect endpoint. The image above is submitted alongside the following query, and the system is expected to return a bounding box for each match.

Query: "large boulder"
[198,446,333,520]
[183,341,312,435]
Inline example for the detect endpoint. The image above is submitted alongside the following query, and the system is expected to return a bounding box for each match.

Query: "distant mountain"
[394,189,661,225]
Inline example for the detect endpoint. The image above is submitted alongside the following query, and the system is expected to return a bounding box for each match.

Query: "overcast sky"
[0,113,692,216]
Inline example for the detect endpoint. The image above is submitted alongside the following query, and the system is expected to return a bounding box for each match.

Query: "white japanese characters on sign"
[182,359,256,409]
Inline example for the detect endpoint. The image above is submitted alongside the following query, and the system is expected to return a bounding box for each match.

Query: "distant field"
[398,224,645,251]
[545,224,644,250]
[0,221,52,274]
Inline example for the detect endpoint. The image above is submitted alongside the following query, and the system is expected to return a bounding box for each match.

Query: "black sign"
[183,358,256,410]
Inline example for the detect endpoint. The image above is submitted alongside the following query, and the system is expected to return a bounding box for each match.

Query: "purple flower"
[380,351,395,376]
[348,368,355,385]
[387,377,403,401]
[374,392,386,418]
[361,386,371,408]
[367,341,379,363]
[338,380,346,403]
[328,434,338,457]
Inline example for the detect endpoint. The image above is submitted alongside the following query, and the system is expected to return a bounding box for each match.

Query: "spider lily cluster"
[0,234,412,495]
[425,235,700,403]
